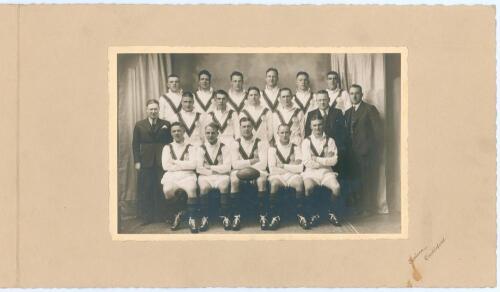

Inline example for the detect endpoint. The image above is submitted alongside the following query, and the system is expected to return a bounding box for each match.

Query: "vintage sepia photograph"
[109,47,407,239]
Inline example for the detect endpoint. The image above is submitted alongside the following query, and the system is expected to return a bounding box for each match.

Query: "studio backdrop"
[117,53,401,219]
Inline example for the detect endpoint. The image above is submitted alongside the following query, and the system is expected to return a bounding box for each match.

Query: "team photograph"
[113,51,404,235]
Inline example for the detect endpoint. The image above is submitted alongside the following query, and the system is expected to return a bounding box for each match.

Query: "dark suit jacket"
[132,118,172,168]
[305,107,347,151]
[345,101,383,158]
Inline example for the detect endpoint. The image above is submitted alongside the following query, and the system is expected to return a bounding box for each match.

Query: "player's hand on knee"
[135,162,141,170]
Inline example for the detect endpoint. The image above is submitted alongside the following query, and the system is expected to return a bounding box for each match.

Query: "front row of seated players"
[161,114,341,233]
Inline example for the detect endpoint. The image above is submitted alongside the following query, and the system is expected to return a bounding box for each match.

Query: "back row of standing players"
[133,67,381,233]
[159,69,351,147]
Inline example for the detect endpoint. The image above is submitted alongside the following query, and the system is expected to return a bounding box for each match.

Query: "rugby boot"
[170,211,184,231]
[199,216,209,232]
[297,214,310,230]
[232,214,241,231]
[268,216,281,231]
[328,211,342,226]
[188,217,198,234]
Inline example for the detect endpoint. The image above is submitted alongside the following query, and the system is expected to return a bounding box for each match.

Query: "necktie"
[151,119,156,130]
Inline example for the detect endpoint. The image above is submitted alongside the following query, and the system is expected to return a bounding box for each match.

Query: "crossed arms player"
[161,122,199,233]
[229,117,269,231]
[268,124,305,230]
[301,114,342,227]
[196,123,232,232]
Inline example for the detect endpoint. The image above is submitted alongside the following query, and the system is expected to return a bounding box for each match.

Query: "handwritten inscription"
[406,236,446,286]
[410,246,427,262]
[424,237,446,261]
[408,256,423,281]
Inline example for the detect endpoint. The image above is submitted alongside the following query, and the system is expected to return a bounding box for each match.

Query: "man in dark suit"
[345,84,383,214]
[305,90,347,175]
[132,99,172,225]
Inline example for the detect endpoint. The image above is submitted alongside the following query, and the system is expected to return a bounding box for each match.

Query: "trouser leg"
[140,167,155,222]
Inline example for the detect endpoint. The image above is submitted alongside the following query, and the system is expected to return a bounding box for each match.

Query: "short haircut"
[277,123,291,132]
[171,121,185,130]
[266,67,279,75]
[350,84,363,93]
[296,71,310,79]
[205,122,220,132]
[239,116,253,126]
[198,69,212,80]
[278,87,292,97]
[326,70,340,79]
[316,89,330,97]
[310,112,324,123]
[247,86,261,95]
[215,89,229,98]
[182,91,194,99]
[146,99,159,107]
[167,74,180,80]
[230,71,244,80]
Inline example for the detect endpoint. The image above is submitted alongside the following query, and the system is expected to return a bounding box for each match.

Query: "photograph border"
[108,46,409,241]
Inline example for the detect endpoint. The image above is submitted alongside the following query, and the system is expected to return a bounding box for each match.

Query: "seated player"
[238,86,274,144]
[161,122,199,233]
[196,123,232,232]
[173,92,203,146]
[268,124,305,230]
[203,89,238,145]
[301,114,342,227]
[272,87,305,146]
[229,117,269,231]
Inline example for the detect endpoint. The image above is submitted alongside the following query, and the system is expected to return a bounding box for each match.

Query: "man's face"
[171,125,185,142]
[231,75,244,91]
[326,74,339,90]
[240,121,253,139]
[146,103,159,120]
[278,126,291,145]
[311,119,324,137]
[349,87,363,105]
[279,89,293,108]
[266,70,278,87]
[296,74,309,91]
[316,93,330,110]
[247,89,260,106]
[205,126,219,145]
[168,77,180,92]
[215,93,227,110]
[181,96,194,112]
[199,74,211,90]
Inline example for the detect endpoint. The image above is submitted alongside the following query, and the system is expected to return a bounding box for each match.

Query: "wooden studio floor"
[120,211,401,235]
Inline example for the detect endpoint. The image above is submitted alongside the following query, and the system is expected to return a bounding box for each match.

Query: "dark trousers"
[137,166,165,222]
[350,153,378,212]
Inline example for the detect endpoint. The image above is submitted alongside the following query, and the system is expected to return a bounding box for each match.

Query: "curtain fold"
[117,54,171,218]
[331,54,388,214]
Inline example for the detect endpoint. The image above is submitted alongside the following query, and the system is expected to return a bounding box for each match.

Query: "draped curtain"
[117,54,171,218]
[331,54,388,214]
